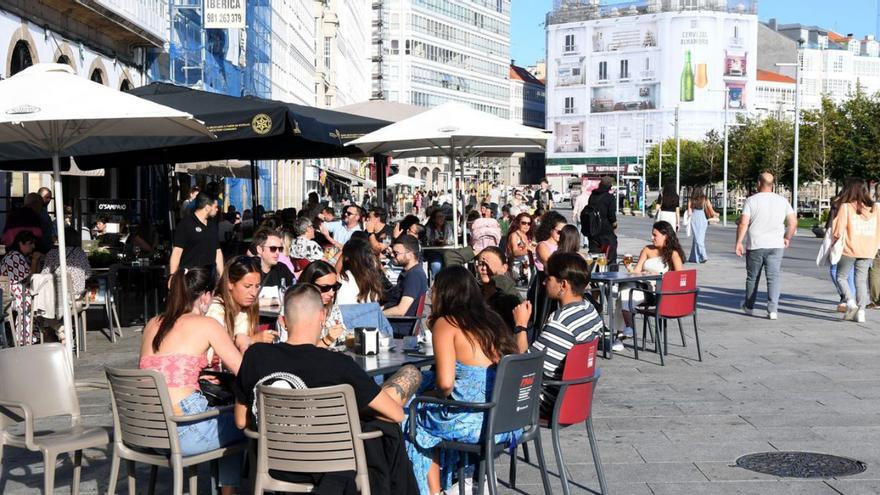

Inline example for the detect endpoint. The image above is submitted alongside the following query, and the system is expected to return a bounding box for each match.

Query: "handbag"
[682,209,692,238]
[816,230,834,267]
[828,203,847,266]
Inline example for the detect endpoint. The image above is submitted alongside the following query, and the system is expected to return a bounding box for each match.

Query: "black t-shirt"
[385,265,428,336]
[261,263,295,288]
[233,343,381,423]
[173,213,220,270]
[373,224,394,246]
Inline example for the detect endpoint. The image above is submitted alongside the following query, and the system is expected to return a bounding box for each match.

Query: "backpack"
[580,205,606,239]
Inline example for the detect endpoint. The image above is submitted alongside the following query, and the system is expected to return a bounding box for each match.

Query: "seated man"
[253,228,295,304]
[512,252,604,417]
[233,284,421,491]
[383,235,428,336]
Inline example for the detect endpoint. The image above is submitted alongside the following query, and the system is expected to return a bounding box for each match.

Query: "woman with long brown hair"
[614,221,685,350]
[506,211,535,284]
[139,268,243,493]
[336,237,385,304]
[206,256,275,355]
[832,178,880,323]
[406,265,519,495]
[687,187,716,263]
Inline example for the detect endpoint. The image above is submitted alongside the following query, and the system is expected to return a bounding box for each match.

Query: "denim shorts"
[177,391,244,486]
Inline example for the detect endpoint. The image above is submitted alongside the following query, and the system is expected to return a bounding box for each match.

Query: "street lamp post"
[616,113,621,213]
[674,105,681,206]
[776,39,804,216]
[708,88,732,226]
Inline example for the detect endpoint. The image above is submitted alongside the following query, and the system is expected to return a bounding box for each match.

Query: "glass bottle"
[681,50,695,102]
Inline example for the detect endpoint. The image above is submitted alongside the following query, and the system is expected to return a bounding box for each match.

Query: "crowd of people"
[4,169,879,493]
[132,172,708,494]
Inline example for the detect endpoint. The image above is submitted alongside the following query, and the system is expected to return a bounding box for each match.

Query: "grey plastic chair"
[244,384,382,494]
[105,367,247,495]
[0,343,111,494]
[408,352,553,495]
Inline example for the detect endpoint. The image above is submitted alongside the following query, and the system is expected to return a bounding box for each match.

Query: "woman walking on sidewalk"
[832,178,880,323]
[688,187,715,263]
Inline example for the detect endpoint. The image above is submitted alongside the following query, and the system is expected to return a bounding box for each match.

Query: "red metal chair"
[509,338,607,495]
[632,269,701,366]
[387,292,426,338]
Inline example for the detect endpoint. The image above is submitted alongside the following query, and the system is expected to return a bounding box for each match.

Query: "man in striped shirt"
[514,252,605,416]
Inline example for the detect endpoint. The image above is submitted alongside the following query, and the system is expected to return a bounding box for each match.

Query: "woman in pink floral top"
[1,231,37,345]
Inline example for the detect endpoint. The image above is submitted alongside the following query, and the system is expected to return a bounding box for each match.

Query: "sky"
[510,0,879,67]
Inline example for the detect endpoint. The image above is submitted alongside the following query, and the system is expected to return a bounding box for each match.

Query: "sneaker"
[844,301,859,321]
[611,339,625,352]
[768,312,778,320]
[741,304,753,316]
[856,310,866,323]
[837,303,849,313]
[622,326,635,338]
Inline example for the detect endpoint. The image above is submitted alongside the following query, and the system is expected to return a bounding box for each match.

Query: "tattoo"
[382,364,422,404]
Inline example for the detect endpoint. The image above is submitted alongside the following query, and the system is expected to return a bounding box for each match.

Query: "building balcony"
[10,0,168,47]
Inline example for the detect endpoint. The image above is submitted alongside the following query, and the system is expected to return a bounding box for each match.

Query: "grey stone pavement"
[3,215,880,494]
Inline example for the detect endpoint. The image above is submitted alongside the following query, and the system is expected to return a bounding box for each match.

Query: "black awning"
[1,82,392,171]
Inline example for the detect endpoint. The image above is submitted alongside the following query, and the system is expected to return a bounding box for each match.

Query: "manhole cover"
[736,452,866,478]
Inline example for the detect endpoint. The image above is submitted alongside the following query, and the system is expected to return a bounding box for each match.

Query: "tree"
[701,129,723,192]
[645,138,704,189]
[800,97,839,200]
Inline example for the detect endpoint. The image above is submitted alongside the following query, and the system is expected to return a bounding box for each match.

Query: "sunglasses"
[263,246,283,253]
[315,282,342,293]
[520,221,531,226]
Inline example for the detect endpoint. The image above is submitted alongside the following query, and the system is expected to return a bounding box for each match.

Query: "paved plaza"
[2,217,880,494]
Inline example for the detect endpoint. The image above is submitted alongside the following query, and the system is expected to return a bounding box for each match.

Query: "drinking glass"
[597,254,607,270]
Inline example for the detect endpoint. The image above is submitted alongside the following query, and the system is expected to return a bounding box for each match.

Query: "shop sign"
[205,0,246,29]
[96,199,128,212]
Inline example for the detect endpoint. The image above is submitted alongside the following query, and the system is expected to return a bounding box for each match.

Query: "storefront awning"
[175,160,251,178]
[323,167,375,187]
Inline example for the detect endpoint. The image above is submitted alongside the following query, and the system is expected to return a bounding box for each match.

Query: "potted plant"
[622,199,632,216]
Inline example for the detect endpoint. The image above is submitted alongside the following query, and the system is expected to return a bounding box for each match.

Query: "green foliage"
[642,90,880,196]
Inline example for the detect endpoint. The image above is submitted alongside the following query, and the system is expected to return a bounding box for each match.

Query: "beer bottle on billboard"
[681,50,694,102]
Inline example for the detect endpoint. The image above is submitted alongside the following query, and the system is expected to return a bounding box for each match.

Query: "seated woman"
[336,238,385,305]
[139,268,244,494]
[476,246,521,332]
[616,221,685,350]
[207,256,276,356]
[424,209,454,277]
[506,212,535,285]
[290,217,323,263]
[1,230,38,345]
[406,265,520,495]
[556,224,583,255]
[41,227,93,344]
[298,260,347,346]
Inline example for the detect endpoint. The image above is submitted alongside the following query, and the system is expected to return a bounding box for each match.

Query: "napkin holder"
[354,327,379,355]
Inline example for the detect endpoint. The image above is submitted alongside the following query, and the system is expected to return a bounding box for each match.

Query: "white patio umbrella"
[386,172,425,188]
[347,102,548,246]
[0,64,212,362]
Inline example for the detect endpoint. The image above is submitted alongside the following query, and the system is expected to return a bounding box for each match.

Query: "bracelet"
[514,325,529,335]
[321,336,333,346]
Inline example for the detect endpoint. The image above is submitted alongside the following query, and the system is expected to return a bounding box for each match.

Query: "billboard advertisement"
[667,15,754,109]
[591,83,658,113]
[554,121,584,153]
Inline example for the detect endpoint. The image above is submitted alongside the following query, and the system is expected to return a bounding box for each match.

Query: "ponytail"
[152,268,214,352]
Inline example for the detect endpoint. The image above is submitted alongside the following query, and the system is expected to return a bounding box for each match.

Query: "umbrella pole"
[251,160,258,218]
[52,153,74,369]
[449,139,458,248]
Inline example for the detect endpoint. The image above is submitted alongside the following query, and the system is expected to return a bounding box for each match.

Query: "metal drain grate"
[735,452,866,478]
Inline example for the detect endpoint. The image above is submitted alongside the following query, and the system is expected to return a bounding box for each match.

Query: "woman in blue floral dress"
[406,266,521,495]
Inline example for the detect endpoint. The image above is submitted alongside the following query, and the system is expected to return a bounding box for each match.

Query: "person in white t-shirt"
[734,172,797,320]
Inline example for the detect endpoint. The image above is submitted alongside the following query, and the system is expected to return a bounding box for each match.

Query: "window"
[598,61,607,80]
[620,59,629,79]
[564,34,576,53]
[564,96,575,114]
[324,37,332,70]
[645,57,650,70]
[325,95,333,107]
[390,39,399,55]
[599,126,606,148]
[572,67,581,76]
